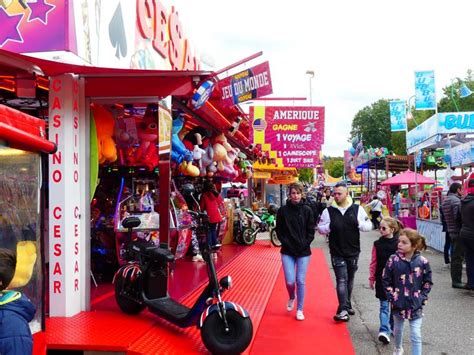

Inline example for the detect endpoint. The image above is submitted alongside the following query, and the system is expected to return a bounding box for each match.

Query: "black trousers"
[371,211,381,229]
[331,255,359,313]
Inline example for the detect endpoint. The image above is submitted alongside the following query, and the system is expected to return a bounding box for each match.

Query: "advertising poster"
[389,100,407,131]
[218,61,273,106]
[414,70,437,110]
[250,106,324,168]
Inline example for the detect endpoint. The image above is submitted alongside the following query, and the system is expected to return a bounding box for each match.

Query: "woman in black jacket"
[276,182,315,321]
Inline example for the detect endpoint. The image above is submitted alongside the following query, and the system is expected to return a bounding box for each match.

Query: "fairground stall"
[406,111,474,250]
[0,1,263,353]
[0,102,56,353]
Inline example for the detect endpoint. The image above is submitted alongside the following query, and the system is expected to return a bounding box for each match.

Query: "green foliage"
[324,157,344,178]
[438,71,474,112]
[298,168,314,184]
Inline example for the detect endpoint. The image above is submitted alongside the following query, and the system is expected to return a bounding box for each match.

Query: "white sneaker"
[296,310,305,321]
[192,254,204,262]
[393,347,404,355]
[378,332,390,344]
[287,299,295,311]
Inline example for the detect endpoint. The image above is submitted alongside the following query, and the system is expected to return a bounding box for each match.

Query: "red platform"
[46,242,282,353]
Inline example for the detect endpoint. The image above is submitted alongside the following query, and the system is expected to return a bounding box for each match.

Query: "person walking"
[367,195,383,230]
[321,188,334,207]
[200,180,225,248]
[318,182,372,322]
[276,182,315,321]
[441,182,466,289]
[457,173,474,290]
[382,228,433,355]
[393,191,402,218]
[368,216,403,344]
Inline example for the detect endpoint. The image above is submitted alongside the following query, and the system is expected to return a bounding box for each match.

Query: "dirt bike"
[241,205,280,246]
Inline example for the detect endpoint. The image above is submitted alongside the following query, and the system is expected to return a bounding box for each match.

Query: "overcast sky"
[172,0,474,157]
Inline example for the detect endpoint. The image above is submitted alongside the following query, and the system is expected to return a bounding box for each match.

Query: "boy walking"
[0,248,36,355]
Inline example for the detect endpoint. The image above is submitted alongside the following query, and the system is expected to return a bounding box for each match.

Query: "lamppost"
[306,70,315,105]
[450,78,472,111]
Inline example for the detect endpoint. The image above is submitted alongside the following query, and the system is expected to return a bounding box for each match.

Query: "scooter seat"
[129,240,175,263]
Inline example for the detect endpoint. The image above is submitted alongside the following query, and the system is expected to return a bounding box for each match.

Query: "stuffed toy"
[135,114,159,171]
[91,104,117,165]
[171,116,193,165]
[8,241,37,289]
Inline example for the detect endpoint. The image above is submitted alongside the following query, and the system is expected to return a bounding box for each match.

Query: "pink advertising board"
[250,106,325,168]
[0,1,75,53]
[218,61,273,106]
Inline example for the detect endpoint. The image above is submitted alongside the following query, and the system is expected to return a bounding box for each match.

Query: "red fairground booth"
[0,1,261,352]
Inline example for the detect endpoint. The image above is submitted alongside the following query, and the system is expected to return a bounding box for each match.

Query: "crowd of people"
[275,177,474,355]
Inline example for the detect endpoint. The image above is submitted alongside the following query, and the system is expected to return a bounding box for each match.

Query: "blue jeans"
[331,255,359,313]
[379,300,391,334]
[281,254,311,311]
[393,315,422,355]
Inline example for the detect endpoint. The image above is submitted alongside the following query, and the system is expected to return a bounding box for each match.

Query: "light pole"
[450,77,472,112]
[406,95,419,126]
[306,70,315,106]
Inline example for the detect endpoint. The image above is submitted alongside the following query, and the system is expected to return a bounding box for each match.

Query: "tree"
[438,71,474,112]
[298,168,313,184]
[324,157,344,178]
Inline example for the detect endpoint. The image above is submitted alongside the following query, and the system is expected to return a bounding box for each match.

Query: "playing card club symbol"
[109,2,127,59]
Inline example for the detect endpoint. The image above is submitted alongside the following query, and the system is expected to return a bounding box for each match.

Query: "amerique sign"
[250,106,325,168]
[219,61,273,106]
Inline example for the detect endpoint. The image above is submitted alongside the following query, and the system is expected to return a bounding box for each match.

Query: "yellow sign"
[253,171,272,179]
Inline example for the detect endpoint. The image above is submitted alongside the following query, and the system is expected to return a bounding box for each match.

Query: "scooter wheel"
[201,310,253,355]
[242,228,256,245]
[114,273,146,314]
[270,228,281,247]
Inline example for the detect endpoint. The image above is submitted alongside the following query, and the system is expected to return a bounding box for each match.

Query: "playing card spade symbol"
[109,2,127,59]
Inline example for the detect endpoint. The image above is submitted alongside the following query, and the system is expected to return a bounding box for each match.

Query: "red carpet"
[250,248,355,355]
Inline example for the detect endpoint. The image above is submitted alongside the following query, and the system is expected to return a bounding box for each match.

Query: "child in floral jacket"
[382,228,433,355]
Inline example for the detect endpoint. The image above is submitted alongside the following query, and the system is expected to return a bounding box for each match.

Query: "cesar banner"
[250,106,324,168]
[219,61,273,106]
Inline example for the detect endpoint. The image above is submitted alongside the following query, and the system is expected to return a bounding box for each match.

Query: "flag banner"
[414,70,437,110]
[389,100,407,131]
[249,106,324,168]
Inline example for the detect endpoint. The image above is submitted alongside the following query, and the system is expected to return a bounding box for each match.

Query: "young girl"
[382,228,433,355]
[369,217,403,344]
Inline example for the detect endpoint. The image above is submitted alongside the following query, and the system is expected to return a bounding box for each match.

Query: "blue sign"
[389,100,407,131]
[414,70,436,110]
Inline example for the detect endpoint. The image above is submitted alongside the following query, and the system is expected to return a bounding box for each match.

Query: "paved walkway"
[313,230,474,355]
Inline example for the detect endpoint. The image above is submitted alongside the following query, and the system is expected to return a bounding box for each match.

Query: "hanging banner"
[249,106,324,168]
[389,100,407,131]
[414,70,437,110]
[218,61,273,107]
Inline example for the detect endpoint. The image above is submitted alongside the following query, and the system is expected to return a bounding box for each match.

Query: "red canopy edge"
[381,170,436,186]
[0,122,56,154]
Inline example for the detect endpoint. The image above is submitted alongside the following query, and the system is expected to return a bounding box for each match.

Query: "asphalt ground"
[312,229,474,355]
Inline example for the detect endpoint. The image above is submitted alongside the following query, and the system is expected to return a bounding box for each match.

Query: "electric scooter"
[113,215,253,354]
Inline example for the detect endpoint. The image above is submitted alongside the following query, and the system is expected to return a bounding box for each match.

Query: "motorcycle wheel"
[270,228,281,247]
[233,222,244,244]
[114,272,146,314]
[201,309,253,355]
[242,227,256,245]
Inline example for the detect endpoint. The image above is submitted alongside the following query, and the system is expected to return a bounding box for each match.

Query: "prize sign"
[219,61,273,106]
[250,106,325,168]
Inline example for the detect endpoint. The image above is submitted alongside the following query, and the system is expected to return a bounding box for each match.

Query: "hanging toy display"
[191,79,216,110]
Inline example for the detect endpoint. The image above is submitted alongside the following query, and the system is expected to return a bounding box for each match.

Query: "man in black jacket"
[457,173,474,290]
[318,182,372,321]
[442,182,466,289]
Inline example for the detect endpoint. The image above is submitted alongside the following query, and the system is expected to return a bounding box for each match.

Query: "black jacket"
[276,199,315,257]
[441,193,462,236]
[458,194,474,241]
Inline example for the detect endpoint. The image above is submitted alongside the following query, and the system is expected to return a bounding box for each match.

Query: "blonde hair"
[381,216,404,234]
[400,228,427,251]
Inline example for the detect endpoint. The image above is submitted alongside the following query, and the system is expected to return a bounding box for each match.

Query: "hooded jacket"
[276,199,315,257]
[441,192,462,236]
[0,291,36,355]
[458,194,474,241]
[382,251,433,320]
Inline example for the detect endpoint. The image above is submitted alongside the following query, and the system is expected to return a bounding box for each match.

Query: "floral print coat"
[382,251,433,320]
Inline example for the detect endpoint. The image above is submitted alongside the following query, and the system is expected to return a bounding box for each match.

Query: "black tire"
[114,272,146,314]
[201,309,253,355]
[270,228,281,247]
[233,222,244,245]
[242,228,256,245]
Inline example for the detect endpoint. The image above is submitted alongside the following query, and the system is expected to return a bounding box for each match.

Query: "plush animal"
[171,116,193,165]
[135,114,159,171]
[91,104,117,164]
